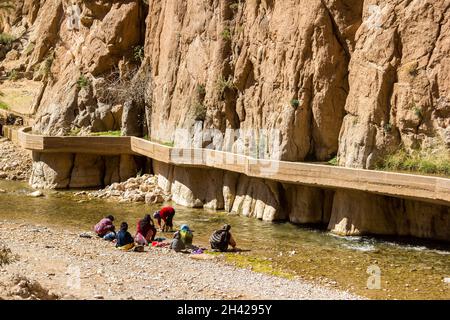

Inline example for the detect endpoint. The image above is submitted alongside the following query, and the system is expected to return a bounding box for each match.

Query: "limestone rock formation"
[1,1,449,241]
[337,1,450,168]
[328,190,450,241]
[29,152,139,190]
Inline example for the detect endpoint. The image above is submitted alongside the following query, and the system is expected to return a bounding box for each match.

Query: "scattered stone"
[444,277,450,284]
[0,139,32,181]
[28,190,44,198]
[79,232,93,239]
[0,189,6,193]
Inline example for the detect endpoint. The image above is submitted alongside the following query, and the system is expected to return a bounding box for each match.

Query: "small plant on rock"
[216,75,235,99]
[229,2,240,11]
[290,99,300,108]
[196,84,206,99]
[383,122,393,133]
[414,106,424,119]
[193,102,207,121]
[407,64,419,77]
[221,27,232,41]
[0,243,17,267]
[77,74,90,89]
[0,101,9,110]
[8,69,18,81]
[133,45,144,63]
[23,42,35,56]
[0,33,15,45]
[328,156,338,166]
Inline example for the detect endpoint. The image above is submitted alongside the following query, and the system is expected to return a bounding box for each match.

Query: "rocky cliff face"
[2,0,448,166]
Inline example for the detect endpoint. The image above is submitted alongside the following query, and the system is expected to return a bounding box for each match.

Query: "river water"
[0,179,448,299]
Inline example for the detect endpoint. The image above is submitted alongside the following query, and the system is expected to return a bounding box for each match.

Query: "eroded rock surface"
[1,1,449,241]
[29,152,140,190]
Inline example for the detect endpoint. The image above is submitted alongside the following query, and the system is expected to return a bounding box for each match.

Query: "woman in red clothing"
[153,206,175,232]
[134,214,157,245]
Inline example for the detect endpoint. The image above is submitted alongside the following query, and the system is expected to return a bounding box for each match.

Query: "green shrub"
[153,139,174,147]
[290,99,300,108]
[216,76,235,98]
[133,45,144,63]
[413,106,424,119]
[77,74,90,89]
[0,101,9,110]
[221,27,232,41]
[193,102,207,121]
[69,128,81,136]
[0,244,17,267]
[196,84,206,98]
[0,33,15,45]
[23,42,35,56]
[37,53,54,79]
[8,69,18,81]
[383,122,393,132]
[229,3,240,11]
[162,141,174,147]
[328,156,338,166]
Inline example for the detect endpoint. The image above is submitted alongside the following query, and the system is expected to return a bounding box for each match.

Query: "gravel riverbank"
[0,137,32,182]
[0,221,362,300]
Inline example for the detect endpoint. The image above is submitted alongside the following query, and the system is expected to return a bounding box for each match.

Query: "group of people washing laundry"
[93,206,237,253]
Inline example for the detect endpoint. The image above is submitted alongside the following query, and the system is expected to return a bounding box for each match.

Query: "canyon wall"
[1,1,449,241]
[30,152,140,189]
[2,0,448,165]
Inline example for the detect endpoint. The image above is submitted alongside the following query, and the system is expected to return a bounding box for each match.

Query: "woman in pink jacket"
[94,215,116,239]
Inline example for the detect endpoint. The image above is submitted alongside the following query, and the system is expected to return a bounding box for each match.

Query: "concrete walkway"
[3,126,450,206]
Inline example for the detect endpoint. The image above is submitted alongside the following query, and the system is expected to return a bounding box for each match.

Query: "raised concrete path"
[3,126,450,206]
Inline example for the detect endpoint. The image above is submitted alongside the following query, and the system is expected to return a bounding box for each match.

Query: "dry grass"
[0,244,17,267]
[378,147,450,177]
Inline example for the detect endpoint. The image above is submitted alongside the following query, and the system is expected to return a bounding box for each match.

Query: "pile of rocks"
[84,174,171,204]
[0,138,32,181]
[0,274,59,300]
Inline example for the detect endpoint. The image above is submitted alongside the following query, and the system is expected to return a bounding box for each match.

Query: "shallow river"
[0,180,448,299]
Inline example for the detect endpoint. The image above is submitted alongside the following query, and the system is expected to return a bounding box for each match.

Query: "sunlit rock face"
[3,0,448,164]
[2,1,449,241]
[337,1,450,168]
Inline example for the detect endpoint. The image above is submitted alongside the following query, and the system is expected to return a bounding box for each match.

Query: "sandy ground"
[0,221,362,300]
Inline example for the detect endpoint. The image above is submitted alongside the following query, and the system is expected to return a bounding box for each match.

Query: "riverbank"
[0,220,361,300]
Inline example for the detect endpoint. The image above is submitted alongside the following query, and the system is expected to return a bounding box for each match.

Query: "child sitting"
[116,222,134,250]
[170,224,194,252]
[179,224,193,248]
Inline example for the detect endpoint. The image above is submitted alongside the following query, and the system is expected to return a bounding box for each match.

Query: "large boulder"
[29,152,73,189]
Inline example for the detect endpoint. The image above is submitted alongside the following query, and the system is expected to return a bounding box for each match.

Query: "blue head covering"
[180,224,190,232]
[153,211,160,218]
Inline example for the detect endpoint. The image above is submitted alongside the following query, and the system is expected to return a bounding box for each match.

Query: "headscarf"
[180,224,190,232]
[140,214,153,232]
